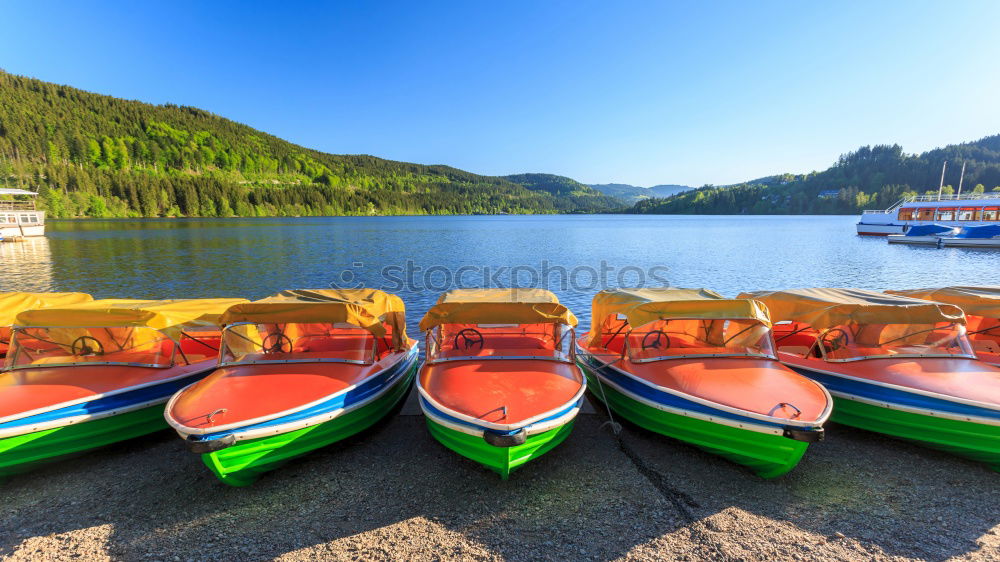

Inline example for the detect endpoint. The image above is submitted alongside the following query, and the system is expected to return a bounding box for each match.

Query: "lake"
[2,215,998,332]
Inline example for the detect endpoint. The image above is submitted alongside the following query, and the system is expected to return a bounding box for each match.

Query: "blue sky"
[2,1,999,186]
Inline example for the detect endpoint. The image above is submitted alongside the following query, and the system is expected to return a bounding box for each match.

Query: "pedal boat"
[576,288,830,478]
[741,288,1000,471]
[0,292,93,357]
[0,298,245,478]
[417,288,585,479]
[165,289,418,487]
[887,286,1000,367]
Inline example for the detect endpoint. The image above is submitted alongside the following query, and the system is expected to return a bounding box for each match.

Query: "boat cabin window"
[772,321,974,361]
[984,208,999,221]
[425,322,574,363]
[935,208,956,221]
[602,317,776,362]
[957,208,979,221]
[220,322,389,365]
[916,208,936,221]
[5,326,184,369]
[897,208,914,221]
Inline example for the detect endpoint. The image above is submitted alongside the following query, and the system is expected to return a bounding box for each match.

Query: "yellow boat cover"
[419,288,577,331]
[15,298,249,338]
[0,292,93,326]
[587,288,772,346]
[739,288,965,329]
[220,289,408,348]
[886,286,1000,319]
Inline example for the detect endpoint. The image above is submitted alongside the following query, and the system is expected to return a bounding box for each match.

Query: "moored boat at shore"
[887,287,1000,367]
[0,292,93,357]
[165,289,417,487]
[857,191,1000,236]
[0,298,246,479]
[741,288,1000,471]
[576,288,830,478]
[416,289,585,479]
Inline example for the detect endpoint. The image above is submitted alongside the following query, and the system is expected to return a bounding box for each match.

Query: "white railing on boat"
[862,192,1000,214]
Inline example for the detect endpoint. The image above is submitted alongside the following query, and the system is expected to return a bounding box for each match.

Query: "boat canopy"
[739,288,965,329]
[954,225,1000,238]
[15,298,248,339]
[586,288,772,346]
[220,289,408,348]
[905,224,958,236]
[887,286,1000,319]
[418,288,577,331]
[0,292,93,326]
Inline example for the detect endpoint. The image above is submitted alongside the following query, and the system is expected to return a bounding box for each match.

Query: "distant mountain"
[589,182,693,204]
[0,71,620,217]
[503,174,623,213]
[629,137,1000,215]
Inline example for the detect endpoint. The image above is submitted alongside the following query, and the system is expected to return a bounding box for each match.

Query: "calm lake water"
[1,215,998,331]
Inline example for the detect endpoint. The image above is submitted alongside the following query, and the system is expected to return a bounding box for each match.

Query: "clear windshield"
[6,326,177,369]
[624,318,776,362]
[426,322,574,363]
[220,322,381,365]
[818,322,975,361]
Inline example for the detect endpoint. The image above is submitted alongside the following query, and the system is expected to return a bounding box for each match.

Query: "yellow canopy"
[587,288,772,346]
[15,298,249,339]
[886,287,1000,319]
[738,288,965,329]
[220,289,409,348]
[0,292,93,326]
[418,288,577,331]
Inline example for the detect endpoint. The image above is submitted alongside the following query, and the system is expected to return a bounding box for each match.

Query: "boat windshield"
[4,326,182,369]
[220,322,385,366]
[425,322,574,363]
[623,318,777,362]
[814,322,976,361]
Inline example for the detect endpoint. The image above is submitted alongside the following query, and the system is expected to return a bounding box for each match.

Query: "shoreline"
[2,403,997,561]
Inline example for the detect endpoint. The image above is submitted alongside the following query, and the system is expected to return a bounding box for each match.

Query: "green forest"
[630,140,1000,215]
[0,71,620,218]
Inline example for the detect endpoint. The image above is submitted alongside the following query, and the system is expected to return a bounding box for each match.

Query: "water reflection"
[0,237,53,291]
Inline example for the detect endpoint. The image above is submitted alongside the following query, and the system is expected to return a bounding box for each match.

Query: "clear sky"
[2,1,999,186]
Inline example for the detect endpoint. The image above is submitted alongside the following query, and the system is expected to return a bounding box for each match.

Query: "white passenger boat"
[0,189,45,239]
[857,193,1000,236]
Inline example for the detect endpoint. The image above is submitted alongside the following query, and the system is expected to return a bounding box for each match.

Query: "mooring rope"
[584,352,700,522]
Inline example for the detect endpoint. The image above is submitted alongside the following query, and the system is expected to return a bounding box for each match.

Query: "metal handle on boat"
[206,408,228,423]
[769,402,801,419]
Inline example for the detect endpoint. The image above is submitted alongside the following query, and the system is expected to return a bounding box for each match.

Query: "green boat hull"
[582,368,809,478]
[425,417,575,479]
[829,395,1000,472]
[0,405,168,479]
[201,362,417,487]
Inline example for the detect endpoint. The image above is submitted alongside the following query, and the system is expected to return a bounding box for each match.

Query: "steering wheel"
[71,336,105,356]
[641,330,670,350]
[453,328,484,351]
[821,328,849,352]
[261,333,293,354]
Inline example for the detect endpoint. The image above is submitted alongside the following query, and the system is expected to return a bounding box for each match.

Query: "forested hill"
[0,71,618,217]
[629,138,1000,215]
[502,173,622,212]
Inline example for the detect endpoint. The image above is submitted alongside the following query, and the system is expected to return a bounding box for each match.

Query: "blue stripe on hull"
[189,347,419,442]
[0,369,213,433]
[785,365,1000,422]
[579,353,820,431]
